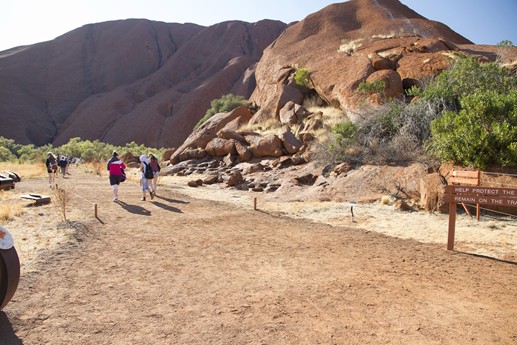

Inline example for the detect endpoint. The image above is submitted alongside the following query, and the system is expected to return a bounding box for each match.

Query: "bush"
[429,90,517,168]
[355,80,385,95]
[294,67,311,88]
[416,56,517,110]
[195,93,247,129]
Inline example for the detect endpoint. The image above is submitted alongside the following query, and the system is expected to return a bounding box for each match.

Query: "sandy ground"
[0,166,516,344]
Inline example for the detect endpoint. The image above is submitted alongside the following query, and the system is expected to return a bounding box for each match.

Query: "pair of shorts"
[110,175,122,185]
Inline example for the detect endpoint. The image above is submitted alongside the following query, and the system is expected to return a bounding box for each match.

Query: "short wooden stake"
[94,203,98,218]
[254,197,257,211]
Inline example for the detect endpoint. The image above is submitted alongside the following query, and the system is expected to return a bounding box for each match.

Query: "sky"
[1,0,516,52]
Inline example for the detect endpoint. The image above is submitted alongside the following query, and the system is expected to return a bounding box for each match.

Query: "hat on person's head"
[112,150,118,156]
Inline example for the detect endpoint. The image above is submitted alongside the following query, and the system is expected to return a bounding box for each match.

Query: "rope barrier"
[481,181,517,188]
[459,203,517,220]
[483,171,517,178]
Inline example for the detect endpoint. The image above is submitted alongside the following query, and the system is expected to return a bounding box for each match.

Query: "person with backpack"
[139,155,155,201]
[107,151,126,202]
[148,153,161,195]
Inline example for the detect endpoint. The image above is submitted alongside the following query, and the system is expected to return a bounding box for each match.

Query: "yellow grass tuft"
[339,39,364,55]
[241,118,282,136]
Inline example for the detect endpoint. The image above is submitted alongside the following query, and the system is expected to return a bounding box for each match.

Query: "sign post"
[444,186,517,250]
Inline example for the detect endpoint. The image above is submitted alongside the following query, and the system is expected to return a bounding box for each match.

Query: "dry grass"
[0,190,25,221]
[338,38,364,55]
[81,161,106,177]
[241,118,283,136]
[0,162,46,178]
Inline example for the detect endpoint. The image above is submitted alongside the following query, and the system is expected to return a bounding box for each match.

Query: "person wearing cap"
[107,151,126,202]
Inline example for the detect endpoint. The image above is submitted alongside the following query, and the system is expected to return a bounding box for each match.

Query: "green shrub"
[356,80,385,95]
[294,67,311,88]
[195,93,247,129]
[429,90,517,168]
[417,56,517,109]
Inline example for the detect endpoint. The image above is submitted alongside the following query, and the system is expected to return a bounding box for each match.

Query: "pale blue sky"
[1,0,515,51]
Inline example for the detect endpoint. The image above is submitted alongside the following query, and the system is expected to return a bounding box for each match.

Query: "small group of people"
[107,151,160,202]
[45,152,71,187]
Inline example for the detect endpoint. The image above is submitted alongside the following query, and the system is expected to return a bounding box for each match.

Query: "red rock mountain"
[0,19,286,147]
[0,0,508,149]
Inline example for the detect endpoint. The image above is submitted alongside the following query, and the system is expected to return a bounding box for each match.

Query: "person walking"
[148,153,161,194]
[139,155,155,201]
[107,151,126,202]
[45,152,57,188]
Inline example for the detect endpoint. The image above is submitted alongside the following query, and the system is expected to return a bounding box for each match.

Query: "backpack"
[144,162,154,179]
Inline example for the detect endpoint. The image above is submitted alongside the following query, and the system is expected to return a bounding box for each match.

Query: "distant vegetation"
[327,56,517,168]
[195,93,248,129]
[0,136,169,163]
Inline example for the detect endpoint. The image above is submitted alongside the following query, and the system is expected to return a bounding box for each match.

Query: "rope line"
[70,191,96,205]
[460,203,517,220]
[483,171,517,178]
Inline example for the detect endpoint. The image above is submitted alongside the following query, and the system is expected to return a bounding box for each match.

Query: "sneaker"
[113,197,118,202]
[141,197,146,201]
[150,191,155,200]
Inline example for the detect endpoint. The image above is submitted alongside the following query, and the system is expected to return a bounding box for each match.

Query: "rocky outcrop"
[249,0,474,123]
[0,19,286,147]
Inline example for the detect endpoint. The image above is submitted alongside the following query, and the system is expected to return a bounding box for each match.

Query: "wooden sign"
[444,185,517,250]
[445,186,517,207]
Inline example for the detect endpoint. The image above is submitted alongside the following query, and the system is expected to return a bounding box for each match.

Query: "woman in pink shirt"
[106,151,126,202]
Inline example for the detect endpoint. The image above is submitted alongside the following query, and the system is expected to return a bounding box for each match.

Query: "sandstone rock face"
[170,106,253,163]
[0,19,286,147]
[250,0,473,120]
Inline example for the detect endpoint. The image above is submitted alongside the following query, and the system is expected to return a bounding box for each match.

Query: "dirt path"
[1,168,516,344]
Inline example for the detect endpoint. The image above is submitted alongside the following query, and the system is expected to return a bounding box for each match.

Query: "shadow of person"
[116,201,152,216]
[150,201,183,213]
[0,311,23,345]
[154,194,189,205]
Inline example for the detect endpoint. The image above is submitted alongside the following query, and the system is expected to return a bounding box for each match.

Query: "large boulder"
[365,69,403,100]
[279,127,302,154]
[205,138,237,157]
[248,134,284,158]
[235,141,253,162]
